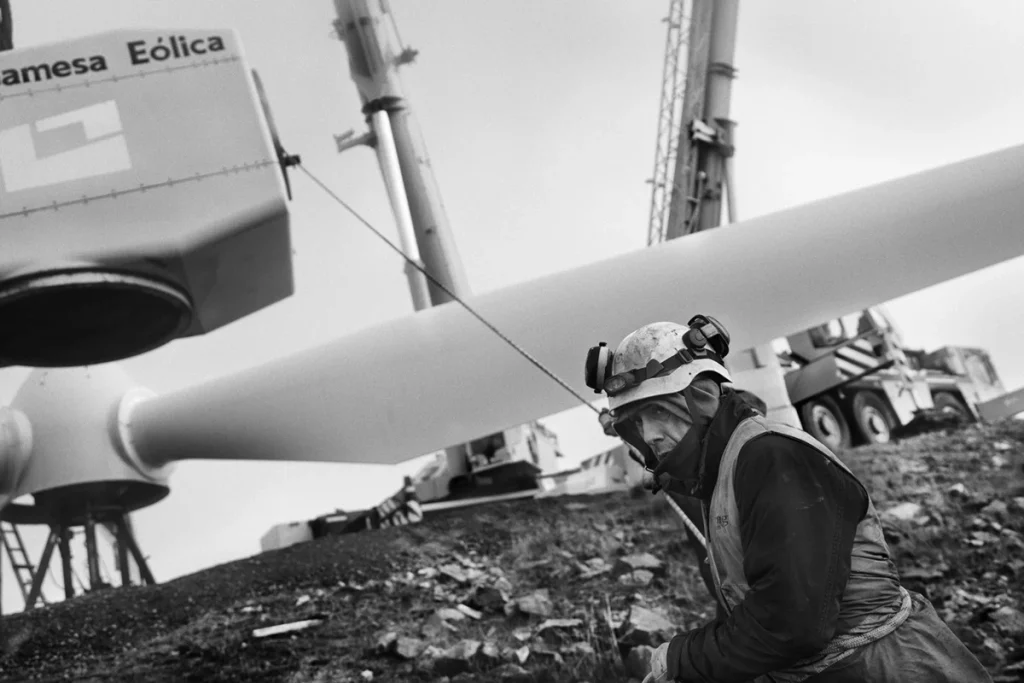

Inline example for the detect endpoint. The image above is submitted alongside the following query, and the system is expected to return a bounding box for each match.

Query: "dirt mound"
[1,420,1022,683]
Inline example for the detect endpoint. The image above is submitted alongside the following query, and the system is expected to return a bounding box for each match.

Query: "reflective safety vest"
[704,415,912,682]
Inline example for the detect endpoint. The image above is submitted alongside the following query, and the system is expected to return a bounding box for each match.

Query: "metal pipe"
[665,0,714,241]
[706,0,738,227]
[333,0,470,305]
[704,0,739,122]
[58,527,74,600]
[386,104,471,304]
[693,0,739,234]
[724,155,738,224]
[722,120,739,224]
[115,519,131,586]
[84,514,100,590]
[25,528,57,609]
[371,109,431,311]
[420,488,538,513]
[334,0,476,485]
[119,517,156,585]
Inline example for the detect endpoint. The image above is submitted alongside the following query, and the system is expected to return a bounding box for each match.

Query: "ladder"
[1,521,47,609]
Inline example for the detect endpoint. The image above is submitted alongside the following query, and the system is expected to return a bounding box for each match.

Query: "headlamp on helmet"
[584,314,731,397]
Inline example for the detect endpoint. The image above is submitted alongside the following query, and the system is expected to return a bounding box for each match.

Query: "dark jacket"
[660,390,991,683]
[665,387,767,617]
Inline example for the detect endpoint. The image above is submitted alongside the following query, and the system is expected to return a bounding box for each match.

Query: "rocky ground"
[1,420,1022,683]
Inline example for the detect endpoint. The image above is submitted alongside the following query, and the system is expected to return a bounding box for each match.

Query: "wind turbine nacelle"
[0,29,293,368]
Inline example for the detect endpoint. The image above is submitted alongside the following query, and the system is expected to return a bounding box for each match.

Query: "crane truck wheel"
[799,396,852,452]
[851,391,895,445]
[932,391,971,423]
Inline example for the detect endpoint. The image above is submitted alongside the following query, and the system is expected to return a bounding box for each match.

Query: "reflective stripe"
[582,450,618,469]
[835,345,880,370]
[850,338,877,355]
[835,357,865,379]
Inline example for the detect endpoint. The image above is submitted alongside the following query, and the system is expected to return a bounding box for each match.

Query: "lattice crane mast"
[646,0,691,246]
[646,0,722,245]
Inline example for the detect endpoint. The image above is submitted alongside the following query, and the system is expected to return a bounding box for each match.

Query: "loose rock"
[530,644,564,665]
[456,604,483,620]
[491,663,531,682]
[948,483,970,497]
[395,637,427,660]
[613,553,666,578]
[376,631,398,653]
[479,641,501,666]
[422,609,465,638]
[883,502,924,521]
[515,589,554,618]
[512,627,532,642]
[616,605,679,648]
[981,500,1009,520]
[990,605,1024,637]
[625,644,656,678]
[431,639,482,676]
[439,564,469,584]
[469,585,507,613]
[618,569,655,587]
[537,618,583,632]
[561,641,596,657]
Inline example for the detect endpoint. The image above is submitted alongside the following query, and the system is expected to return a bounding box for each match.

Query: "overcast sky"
[2,0,1024,612]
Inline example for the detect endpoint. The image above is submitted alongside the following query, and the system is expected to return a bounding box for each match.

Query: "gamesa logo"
[0,100,131,193]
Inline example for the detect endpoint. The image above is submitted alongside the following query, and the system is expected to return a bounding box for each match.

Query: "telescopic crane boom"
[646,0,799,427]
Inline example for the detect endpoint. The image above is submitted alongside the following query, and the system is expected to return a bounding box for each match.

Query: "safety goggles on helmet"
[584,314,731,396]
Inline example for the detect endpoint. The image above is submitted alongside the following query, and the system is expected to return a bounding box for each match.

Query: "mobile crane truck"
[781,305,1020,451]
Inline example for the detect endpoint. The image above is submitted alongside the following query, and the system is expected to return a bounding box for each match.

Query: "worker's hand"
[641,642,671,682]
[642,469,674,494]
[598,408,617,436]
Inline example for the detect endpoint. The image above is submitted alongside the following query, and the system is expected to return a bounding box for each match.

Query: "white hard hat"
[602,320,732,412]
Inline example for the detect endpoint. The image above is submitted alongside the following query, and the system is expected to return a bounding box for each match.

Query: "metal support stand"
[84,513,101,589]
[116,523,131,586]
[4,512,156,612]
[58,527,74,600]
[117,516,156,585]
[24,528,57,610]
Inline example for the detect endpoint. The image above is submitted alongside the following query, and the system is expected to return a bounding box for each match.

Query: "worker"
[599,385,768,614]
[584,316,992,683]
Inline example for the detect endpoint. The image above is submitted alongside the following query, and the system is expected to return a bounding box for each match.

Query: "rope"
[663,491,707,548]
[782,586,913,680]
[820,587,912,654]
[297,164,601,414]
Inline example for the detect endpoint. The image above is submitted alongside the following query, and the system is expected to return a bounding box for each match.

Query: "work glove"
[598,408,617,437]
[641,642,671,682]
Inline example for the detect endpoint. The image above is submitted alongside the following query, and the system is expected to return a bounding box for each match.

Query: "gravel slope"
[1,420,1021,683]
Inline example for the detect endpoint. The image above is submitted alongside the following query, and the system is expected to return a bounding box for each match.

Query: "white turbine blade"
[131,144,1024,467]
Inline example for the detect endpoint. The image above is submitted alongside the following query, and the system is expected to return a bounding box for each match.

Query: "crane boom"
[646,0,690,246]
[644,1,799,427]
[647,0,715,245]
